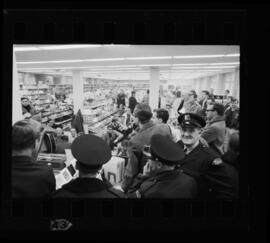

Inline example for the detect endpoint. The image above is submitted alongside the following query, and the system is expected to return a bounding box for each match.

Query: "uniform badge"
[185,114,190,121]
[136,190,142,198]
[212,158,223,165]
[50,219,73,231]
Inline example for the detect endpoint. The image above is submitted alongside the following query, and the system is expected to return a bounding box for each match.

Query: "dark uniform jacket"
[177,141,238,200]
[52,178,125,198]
[121,120,173,192]
[129,170,197,198]
[12,156,56,198]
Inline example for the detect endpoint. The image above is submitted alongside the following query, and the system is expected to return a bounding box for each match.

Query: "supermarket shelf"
[88,110,120,127]
[54,118,72,126]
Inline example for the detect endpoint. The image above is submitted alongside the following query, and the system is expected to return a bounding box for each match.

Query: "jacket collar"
[12,156,34,164]
[139,120,155,133]
[61,178,110,193]
[153,170,180,181]
[208,115,225,125]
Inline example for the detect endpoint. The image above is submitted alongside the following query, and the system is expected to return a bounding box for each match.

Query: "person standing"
[128,90,138,114]
[128,134,197,198]
[200,103,226,155]
[52,134,125,198]
[171,91,184,119]
[142,89,150,105]
[177,113,238,200]
[121,103,173,192]
[12,119,56,198]
[117,89,126,108]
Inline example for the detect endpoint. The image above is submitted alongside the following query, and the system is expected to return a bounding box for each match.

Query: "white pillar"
[72,70,84,114]
[149,67,160,111]
[232,68,240,99]
[216,73,225,94]
[12,50,23,124]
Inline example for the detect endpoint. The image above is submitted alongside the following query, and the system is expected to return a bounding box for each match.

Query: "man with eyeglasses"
[176,113,238,200]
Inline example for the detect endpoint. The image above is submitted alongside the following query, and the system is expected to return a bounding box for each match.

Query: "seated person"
[127,134,197,198]
[52,134,125,198]
[12,119,56,198]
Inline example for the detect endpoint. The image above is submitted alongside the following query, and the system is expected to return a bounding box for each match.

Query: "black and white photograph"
[12,44,240,199]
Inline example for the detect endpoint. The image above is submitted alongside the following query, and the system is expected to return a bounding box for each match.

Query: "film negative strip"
[2,1,266,241]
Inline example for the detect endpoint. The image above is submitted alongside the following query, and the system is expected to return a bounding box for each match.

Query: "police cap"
[149,134,185,163]
[71,134,111,166]
[178,113,206,128]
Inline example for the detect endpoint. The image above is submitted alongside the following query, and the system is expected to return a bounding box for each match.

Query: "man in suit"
[12,119,56,198]
[121,103,173,192]
[128,90,138,114]
[128,134,197,198]
[52,134,125,198]
[200,102,226,155]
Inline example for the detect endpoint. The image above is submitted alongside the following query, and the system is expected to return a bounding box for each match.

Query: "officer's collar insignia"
[212,158,223,165]
[185,114,190,121]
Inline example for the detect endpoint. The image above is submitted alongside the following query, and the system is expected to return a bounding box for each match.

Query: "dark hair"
[228,131,239,154]
[12,120,40,151]
[21,97,29,101]
[176,91,181,98]
[212,103,225,116]
[190,93,197,99]
[134,103,152,124]
[131,91,136,95]
[202,90,210,96]
[147,89,149,94]
[155,109,169,124]
[76,161,102,174]
[225,89,230,94]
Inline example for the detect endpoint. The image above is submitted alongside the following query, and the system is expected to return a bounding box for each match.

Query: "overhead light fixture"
[14,47,42,52]
[225,53,240,57]
[126,56,172,60]
[173,54,225,59]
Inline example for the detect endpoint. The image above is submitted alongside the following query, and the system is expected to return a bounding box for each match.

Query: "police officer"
[177,113,238,200]
[52,134,125,198]
[128,134,197,198]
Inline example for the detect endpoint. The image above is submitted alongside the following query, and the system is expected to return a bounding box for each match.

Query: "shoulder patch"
[212,158,223,165]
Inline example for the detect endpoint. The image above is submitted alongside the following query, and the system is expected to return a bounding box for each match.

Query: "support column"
[149,67,160,110]
[232,68,240,99]
[72,70,84,114]
[216,73,225,94]
[12,50,23,124]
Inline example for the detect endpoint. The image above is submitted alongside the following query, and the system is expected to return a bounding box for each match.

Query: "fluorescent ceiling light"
[172,62,239,66]
[14,47,42,52]
[174,55,225,59]
[225,53,240,57]
[137,64,172,67]
[126,56,172,60]
[17,58,126,64]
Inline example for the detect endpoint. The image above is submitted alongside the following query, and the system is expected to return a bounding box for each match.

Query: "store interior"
[12,44,239,180]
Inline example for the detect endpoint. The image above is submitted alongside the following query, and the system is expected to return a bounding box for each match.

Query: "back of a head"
[12,119,41,151]
[156,109,169,124]
[176,91,181,98]
[213,102,225,116]
[202,90,210,97]
[134,103,153,124]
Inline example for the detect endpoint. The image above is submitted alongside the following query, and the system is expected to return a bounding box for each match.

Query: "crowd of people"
[12,87,240,200]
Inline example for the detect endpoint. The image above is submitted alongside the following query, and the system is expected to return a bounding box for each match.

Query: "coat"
[52,177,125,198]
[200,116,226,155]
[12,156,56,198]
[128,96,138,114]
[22,104,36,115]
[176,141,220,199]
[121,120,173,191]
[176,141,238,200]
[129,170,197,198]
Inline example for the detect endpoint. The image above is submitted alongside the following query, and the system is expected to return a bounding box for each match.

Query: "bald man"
[12,119,56,198]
